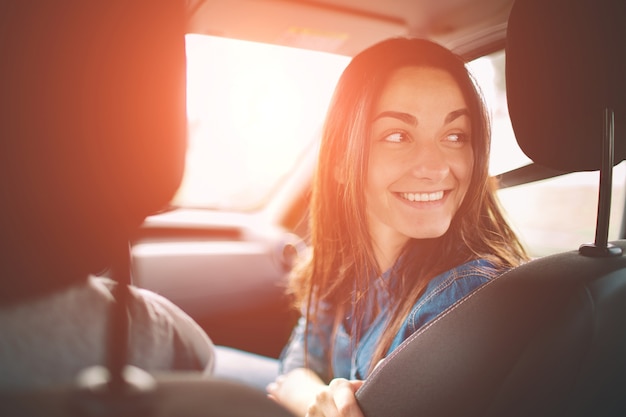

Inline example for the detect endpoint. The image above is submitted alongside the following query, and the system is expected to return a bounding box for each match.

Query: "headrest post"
[72,241,157,415]
[107,241,133,391]
[580,108,622,257]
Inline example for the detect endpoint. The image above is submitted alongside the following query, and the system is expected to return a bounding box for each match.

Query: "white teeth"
[401,191,444,202]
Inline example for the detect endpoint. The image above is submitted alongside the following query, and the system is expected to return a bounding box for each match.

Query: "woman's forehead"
[373,66,468,118]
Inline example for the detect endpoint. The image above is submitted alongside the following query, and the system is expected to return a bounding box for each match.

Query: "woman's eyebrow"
[372,108,469,126]
[372,111,417,126]
[445,108,470,124]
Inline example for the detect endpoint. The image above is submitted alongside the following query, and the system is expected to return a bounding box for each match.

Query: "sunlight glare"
[180,34,349,210]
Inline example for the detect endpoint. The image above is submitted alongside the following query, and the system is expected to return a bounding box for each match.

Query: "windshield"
[177,35,529,211]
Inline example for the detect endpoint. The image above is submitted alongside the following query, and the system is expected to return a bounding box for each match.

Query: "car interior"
[1,0,624,416]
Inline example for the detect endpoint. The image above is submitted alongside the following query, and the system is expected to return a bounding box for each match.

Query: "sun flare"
[181,34,349,209]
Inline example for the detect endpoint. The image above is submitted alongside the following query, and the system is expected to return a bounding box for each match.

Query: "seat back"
[356,246,626,416]
[355,0,626,415]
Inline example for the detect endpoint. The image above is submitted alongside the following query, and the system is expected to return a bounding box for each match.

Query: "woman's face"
[365,66,474,262]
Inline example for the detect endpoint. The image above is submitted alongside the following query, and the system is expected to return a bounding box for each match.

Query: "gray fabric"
[0,276,214,388]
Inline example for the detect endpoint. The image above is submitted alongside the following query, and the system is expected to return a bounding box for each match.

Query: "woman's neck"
[372,237,408,273]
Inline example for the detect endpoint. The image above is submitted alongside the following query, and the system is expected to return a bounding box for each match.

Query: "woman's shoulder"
[403,258,504,332]
[427,258,500,289]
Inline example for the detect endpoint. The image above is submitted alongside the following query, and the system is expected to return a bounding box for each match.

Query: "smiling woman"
[209,37,529,417]
[178,34,350,210]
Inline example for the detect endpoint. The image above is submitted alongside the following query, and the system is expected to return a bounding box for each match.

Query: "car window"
[468,50,626,257]
[179,34,350,211]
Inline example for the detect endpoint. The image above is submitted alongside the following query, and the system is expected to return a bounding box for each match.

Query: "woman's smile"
[398,190,445,203]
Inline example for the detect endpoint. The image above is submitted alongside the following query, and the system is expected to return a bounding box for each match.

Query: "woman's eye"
[382,132,408,143]
[445,132,469,143]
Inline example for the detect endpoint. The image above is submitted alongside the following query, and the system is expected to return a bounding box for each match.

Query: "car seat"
[355,0,626,416]
[0,1,294,416]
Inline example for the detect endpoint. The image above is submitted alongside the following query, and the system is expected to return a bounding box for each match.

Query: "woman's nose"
[408,141,449,181]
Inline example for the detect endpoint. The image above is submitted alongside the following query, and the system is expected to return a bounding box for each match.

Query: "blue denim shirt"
[279,258,497,381]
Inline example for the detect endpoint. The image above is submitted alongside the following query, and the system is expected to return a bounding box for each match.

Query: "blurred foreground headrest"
[0,1,187,291]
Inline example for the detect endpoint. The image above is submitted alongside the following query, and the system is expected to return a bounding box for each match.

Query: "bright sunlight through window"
[176,34,349,210]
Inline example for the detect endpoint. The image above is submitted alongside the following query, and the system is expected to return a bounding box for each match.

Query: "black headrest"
[0,1,187,298]
[506,0,625,172]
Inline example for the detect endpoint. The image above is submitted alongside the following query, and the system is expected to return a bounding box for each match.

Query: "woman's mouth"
[399,190,445,202]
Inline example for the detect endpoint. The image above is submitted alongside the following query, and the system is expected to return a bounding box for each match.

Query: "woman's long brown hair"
[288,38,528,379]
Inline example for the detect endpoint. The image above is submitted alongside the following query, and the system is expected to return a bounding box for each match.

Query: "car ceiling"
[187,0,515,58]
